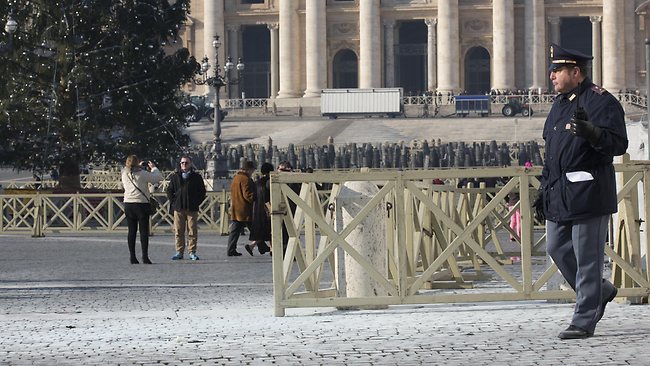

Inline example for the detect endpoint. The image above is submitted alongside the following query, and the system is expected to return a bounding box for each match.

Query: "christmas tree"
[0,0,198,188]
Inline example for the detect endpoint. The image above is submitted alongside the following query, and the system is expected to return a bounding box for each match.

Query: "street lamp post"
[193,35,244,179]
[0,8,18,55]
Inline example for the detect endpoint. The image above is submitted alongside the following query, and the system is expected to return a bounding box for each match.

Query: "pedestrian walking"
[277,161,299,256]
[245,162,273,256]
[227,161,256,256]
[166,156,207,261]
[507,191,520,241]
[533,44,628,339]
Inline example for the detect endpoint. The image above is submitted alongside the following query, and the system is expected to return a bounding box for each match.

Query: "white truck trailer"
[320,88,403,119]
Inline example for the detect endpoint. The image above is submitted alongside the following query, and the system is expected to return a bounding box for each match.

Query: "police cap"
[548,43,593,72]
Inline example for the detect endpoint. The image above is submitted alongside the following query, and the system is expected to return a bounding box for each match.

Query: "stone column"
[384,21,396,87]
[590,16,602,86]
[437,0,459,94]
[625,0,636,90]
[525,0,546,91]
[492,0,515,91]
[226,24,241,99]
[277,0,301,98]
[603,0,625,92]
[425,18,437,92]
[359,0,381,88]
[268,23,279,98]
[304,0,327,97]
[203,0,224,96]
[336,181,388,310]
[548,16,561,46]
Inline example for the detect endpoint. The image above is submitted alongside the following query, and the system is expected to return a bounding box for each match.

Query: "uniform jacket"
[541,78,628,222]
[121,167,163,203]
[166,169,207,212]
[230,170,256,222]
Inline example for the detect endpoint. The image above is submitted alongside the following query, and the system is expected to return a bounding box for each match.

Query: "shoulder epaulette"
[591,84,606,95]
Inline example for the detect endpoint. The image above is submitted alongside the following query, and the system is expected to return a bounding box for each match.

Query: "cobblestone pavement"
[1,234,650,365]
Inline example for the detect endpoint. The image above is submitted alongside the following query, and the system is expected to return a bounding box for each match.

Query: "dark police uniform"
[541,44,628,336]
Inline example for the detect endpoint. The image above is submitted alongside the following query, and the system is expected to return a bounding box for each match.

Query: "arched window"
[332,49,358,88]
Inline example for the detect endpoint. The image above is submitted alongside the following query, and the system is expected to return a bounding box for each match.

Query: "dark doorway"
[560,17,592,76]
[396,21,427,95]
[241,25,270,98]
[332,49,358,88]
[560,17,592,56]
[464,47,491,95]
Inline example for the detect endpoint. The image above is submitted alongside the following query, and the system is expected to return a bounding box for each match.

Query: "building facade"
[179,0,650,102]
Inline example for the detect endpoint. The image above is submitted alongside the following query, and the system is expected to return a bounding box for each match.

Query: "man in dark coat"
[534,44,628,339]
[166,156,207,261]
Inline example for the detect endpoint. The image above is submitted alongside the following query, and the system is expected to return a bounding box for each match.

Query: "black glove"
[569,108,602,145]
[532,189,545,222]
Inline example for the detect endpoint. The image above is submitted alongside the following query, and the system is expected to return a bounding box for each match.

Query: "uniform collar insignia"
[568,93,576,101]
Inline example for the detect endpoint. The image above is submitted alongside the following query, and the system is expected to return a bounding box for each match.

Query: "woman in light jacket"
[121,155,163,264]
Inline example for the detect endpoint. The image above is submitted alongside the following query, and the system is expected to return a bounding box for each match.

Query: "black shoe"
[558,325,593,339]
[142,257,152,264]
[244,245,254,256]
[130,257,139,264]
[228,252,243,257]
[597,287,618,322]
[258,242,270,254]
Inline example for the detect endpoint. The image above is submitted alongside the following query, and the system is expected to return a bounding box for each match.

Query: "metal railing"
[223,98,268,109]
[269,160,650,316]
[185,93,649,120]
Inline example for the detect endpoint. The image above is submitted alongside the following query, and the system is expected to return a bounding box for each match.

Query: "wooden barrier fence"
[270,161,650,316]
[0,191,230,236]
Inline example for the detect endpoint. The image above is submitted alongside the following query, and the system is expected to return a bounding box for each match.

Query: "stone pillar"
[336,181,388,310]
[359,0,381,88]
[226,24,241,99]
[437,0,460,94]
[304,0,327,97]
[525,0,546,91]
[603,0,625,92]
[625,0,637,90]
[492,0,515,91]
[277,0,301,98]
[203,0,224,97]
[268,23,279,98]
[384,21,396,87]
[590,16,602,86]
[425,18,437,92]
[548,16,561,46]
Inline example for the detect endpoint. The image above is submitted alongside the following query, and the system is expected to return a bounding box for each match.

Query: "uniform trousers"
[546,215,617,333]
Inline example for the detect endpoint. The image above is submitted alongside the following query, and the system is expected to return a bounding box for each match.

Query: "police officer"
[533,44,628,339]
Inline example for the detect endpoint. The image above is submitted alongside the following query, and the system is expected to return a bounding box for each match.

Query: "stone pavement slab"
[1,233,649,365]
[185,116,546,148]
